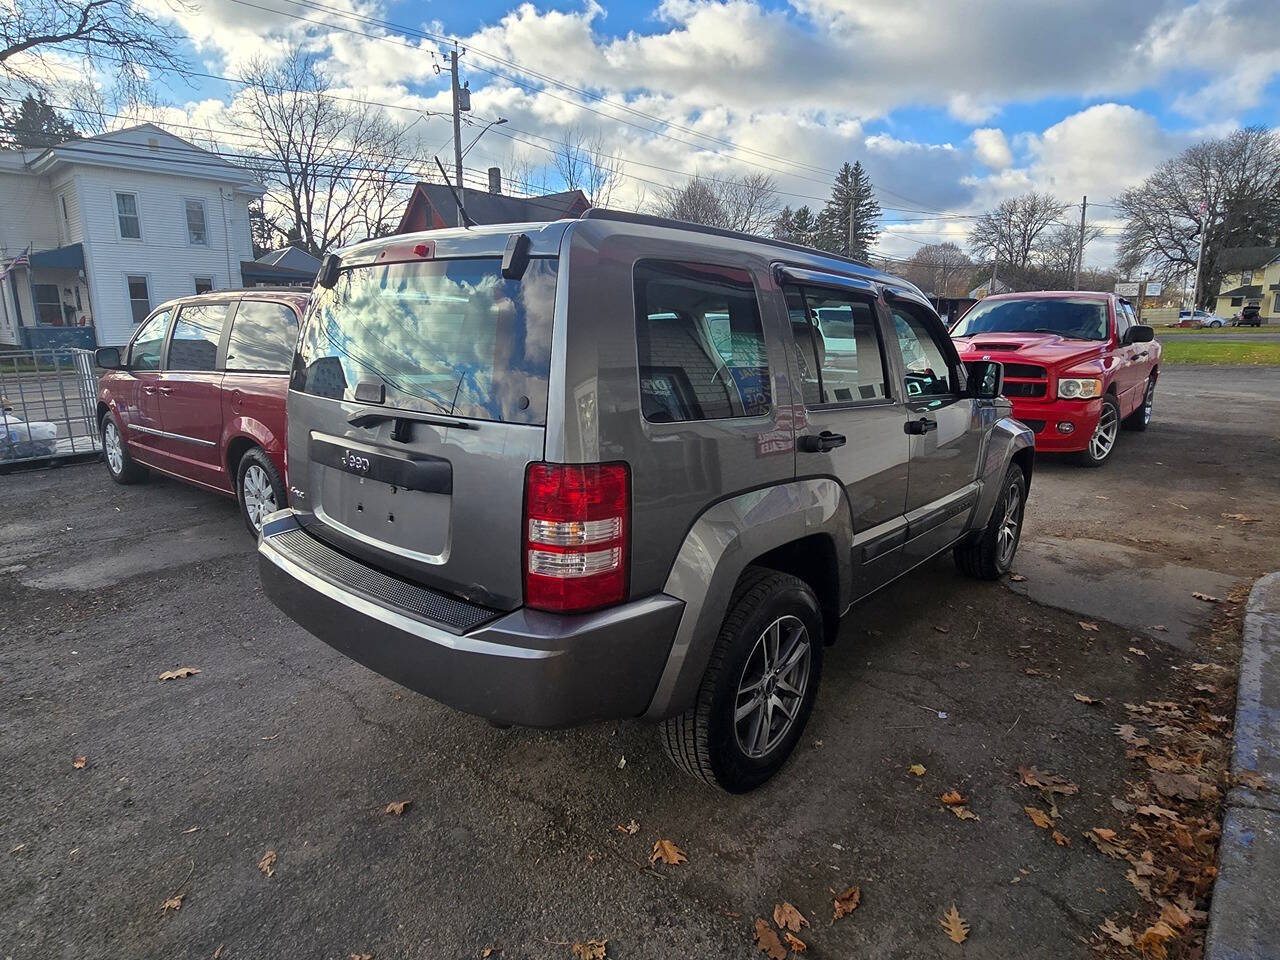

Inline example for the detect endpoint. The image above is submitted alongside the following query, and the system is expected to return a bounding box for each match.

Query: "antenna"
[434,156,475,228]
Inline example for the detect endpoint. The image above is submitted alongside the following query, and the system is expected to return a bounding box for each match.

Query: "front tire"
[1123,376,1155,431]
[1074,394,1121,467]
[954,464,1026,580]
[101,415,148,485]
[237,447,285,537]
[662,568,823,793]
[1209,320,1222,328]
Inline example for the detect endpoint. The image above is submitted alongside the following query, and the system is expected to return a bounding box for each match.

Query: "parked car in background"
[258,211,1033,792]
[1232,305,1263,326]
[95,289,308,535]
[1174,309,1224,327]
[951,291,1161,467]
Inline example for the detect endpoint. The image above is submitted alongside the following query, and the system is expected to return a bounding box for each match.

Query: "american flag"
[0,245,29,279]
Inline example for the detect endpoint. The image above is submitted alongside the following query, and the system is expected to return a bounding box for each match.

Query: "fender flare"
[971,415,1034,531]
[642,478,852,721]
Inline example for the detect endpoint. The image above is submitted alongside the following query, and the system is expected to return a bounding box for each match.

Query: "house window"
[194,276,214,294]
[1241,271,1253,285]
[116,192,141,240]
[185,199,208,246]
[59,194,69,230]
[126,275,151,323]
[34,284,62,325]
[1231,297,1244,307]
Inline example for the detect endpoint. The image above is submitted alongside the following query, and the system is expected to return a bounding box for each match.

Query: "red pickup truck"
[951,291,1161,466]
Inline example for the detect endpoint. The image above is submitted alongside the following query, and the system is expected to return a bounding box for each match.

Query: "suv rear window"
[634,260,771,423]
[293,257,557,425]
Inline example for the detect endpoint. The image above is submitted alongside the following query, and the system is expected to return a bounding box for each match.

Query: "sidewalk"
[1205,572,1280,960]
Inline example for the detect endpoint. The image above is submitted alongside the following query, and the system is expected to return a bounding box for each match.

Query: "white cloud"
[971,128,1012,170]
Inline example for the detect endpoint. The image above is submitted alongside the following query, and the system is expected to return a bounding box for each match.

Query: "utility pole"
[1188,203,1206,314]
[988,258,998,297]
[1074,195,1087,290]
[450,46,465,227]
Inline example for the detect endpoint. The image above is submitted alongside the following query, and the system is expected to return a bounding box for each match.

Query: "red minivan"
[95,289,308,534]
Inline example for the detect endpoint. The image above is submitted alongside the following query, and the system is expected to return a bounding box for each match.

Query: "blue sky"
[107,0,1280,262]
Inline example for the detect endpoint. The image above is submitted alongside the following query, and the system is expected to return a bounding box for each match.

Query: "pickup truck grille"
[1001,362,1048,399]
[1002,363,1047,379]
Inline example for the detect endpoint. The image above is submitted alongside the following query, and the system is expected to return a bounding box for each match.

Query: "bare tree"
[1116,126,1280,306]
[968,192,1069,271]
[652,171,779,234]
[0,0,187,105]
[551,126,623,207]
[230,52,423,256]
[902,242,972,296]
[1038,222,1106,287]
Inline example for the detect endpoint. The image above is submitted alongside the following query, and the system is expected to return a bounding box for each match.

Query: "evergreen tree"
[0,94,79,148]
[815,161,881,260]
[773,206,796,241]
[789,206,819,247]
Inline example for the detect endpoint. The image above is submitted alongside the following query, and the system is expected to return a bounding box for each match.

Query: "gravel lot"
[1,365,1275,960]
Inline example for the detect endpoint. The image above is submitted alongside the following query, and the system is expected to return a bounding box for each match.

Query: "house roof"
[1218,284,1263,299]
[1218,247,1280,271]
[397,182,589,232]
[256,245,321,271]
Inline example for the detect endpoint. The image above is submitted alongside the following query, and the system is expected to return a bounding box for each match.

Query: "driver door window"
[891,305,957,401]
[128,309,172,371]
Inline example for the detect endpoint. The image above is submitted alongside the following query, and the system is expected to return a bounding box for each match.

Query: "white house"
[0,124,264,348]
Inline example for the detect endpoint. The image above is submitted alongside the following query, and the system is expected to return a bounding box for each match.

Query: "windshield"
[952,297,1109,341]
[292,257,557,425]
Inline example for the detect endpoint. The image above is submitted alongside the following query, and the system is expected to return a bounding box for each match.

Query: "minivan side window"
[633,260,771,423]
[226,301,299,373]
[890,304,958,399]
[128,309,172,370]
[783,286,889,405]
[167,303,229,372]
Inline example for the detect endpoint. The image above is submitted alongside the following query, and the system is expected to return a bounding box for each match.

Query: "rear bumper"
[1010,397,1102,452]
[258,511,683,727]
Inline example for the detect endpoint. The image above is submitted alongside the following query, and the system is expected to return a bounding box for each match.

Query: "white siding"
[0,170,58,255]
[50,172,84,245]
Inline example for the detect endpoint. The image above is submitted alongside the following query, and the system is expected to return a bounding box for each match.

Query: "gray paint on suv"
[259,210,1034,792]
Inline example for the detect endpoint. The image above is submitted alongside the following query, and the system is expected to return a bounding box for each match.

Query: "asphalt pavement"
[1,364,1275,960]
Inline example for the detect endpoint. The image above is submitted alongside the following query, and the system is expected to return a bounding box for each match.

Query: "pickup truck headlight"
[1057,377,1103,400]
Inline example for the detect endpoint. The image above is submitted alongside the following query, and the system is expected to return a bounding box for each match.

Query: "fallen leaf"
[72,755,87,769]
[1114,724,1150,748]
[161,894,184,912]
[1191,592,1219,603]
[615,820,640,835]
[1126,869,1153,900]
[1136,804,1181,821]
[182,826,199,834]
[1099,919,1135,947]
[1111,798,1136,814]
[1222,513,1260,523]
[350,954,374,960]
[1052,830,1070,847]
[1024,806,1053,830]
[939,904,969,944]
[773,902,808,933]
[832,885,861,921]
[1135,921,1177,960]
[940,790,966,805]
[1150,624,1168,632]
[213,946,224,959]
[1236,770,1268,790]
[908,763,926,777]
[616,755,626,770]
[1078,621,1099,632]
[1150,771,1209,801]
[571,941,607,960]
[650,838,687,866]
[481,949,500,959]
[933,625,950,634]
[754,918,787,960]
[949,805,980,822]
[1160,903,1192,931]
[783,933,807,953]
[1129,647,1149,658]
[1073,693,1100,705]
[158,666,200,681]
[1009,573,1027,582]
[1084,828,1127,859]
[258,849,276,877]
[1017,766,1079,795]
[385,800,412,816]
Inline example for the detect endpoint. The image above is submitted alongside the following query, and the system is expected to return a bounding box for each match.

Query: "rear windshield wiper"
[348,408,480,439]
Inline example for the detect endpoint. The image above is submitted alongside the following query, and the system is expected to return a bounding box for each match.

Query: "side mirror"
[95,346,123,370]
[1124,325,1155,344]
[965,359,1003,400]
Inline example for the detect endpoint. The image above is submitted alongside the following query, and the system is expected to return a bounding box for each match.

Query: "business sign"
[1114,281,1140,297]
[1145,281,1163,297]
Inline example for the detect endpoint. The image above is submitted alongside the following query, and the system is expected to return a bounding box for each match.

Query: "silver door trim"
[128,423,217,447]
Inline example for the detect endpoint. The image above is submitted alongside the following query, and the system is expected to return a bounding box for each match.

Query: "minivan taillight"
[524,462,629,613]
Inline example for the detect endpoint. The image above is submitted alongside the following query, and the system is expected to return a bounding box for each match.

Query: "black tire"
[954,464,1026,580]
[101,414,148,485]
[1209,320,1222,328]
[661,567,824,793]
[1123,376,1155,431]
[1073,394,1121,468]
[236,447,285,537]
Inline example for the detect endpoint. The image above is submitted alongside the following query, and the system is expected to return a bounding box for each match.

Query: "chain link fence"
[0,348,101,467]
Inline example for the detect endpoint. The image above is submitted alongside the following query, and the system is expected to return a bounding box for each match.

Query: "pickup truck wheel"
[1123,377,1155,432]
[237,447,285,537]
[661,567,823,793]
[954,464,1026,580]
[1074,395,1121,467]
[101,415,148,485]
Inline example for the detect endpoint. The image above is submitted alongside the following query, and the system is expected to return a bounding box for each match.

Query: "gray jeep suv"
[259,209,1033,792]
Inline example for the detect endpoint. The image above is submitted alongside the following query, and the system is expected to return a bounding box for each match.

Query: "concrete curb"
[1204,572,1280,960]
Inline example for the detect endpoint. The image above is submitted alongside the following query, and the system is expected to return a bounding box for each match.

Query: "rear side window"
[633,260,771,423]
[784,286,889,405]
[227,301,299,372]
[167,303,228,372]
[294,258,557,425]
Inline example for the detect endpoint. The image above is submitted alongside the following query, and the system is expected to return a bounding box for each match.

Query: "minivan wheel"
[1123,376,1155,431]
[1074,395,1121,467]
[236,447,285,537]
[101,415,148,485]
[954,464,1026,581]
[661,567,823,793]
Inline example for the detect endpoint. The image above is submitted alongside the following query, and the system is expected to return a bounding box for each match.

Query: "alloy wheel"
[1089,404,1119,461]
[734,615,811,759]
[996,480,1022,567]
[104,421,123,476]
[241,464,277,531]
[1143,381,1155,425]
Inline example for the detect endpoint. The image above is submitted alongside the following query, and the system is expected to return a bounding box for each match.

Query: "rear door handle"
[905,417,938,435]
[158,386,174,395]
[142,386,156,395]
[798,430,846,453]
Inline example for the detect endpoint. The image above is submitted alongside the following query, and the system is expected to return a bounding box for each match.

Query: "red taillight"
[524,462,629,613]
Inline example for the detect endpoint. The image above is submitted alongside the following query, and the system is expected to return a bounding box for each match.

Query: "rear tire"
[236,447,285,537]
[662,567,823,793]
[954,464,1026,580]
[1123,376,1155,431]
[1074,394,1121,467]
[101,415,148,485]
